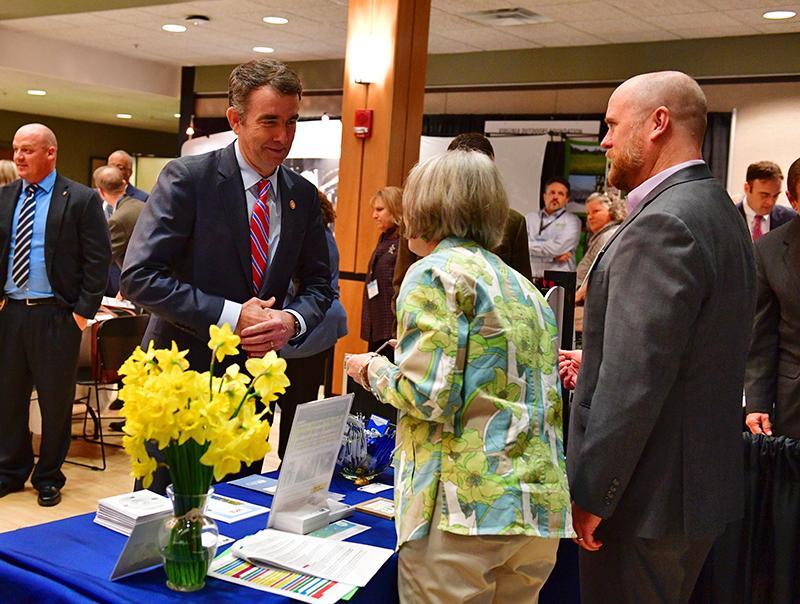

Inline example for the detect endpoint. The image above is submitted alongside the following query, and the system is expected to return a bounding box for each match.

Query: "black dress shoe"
[37,485,62,507]
[0,481,22,498]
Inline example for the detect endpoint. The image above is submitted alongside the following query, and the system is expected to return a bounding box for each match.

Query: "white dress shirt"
[217,140,306,336]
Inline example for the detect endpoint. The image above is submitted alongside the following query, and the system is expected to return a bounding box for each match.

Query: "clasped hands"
[235,297,295,356]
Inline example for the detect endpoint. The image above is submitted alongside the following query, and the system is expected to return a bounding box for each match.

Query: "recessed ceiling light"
[253,46,275,53]
[262,16,288,25]
[173,113,181,118]
[27,89,47,96]
[162,23,187,33]
[763,10,796,19]
[116,113,133,119]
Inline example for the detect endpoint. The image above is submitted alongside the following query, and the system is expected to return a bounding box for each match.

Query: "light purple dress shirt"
[625,159,706,214]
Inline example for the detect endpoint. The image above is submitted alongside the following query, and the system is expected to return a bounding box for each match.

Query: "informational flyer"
[267,394,354,532]
[205,493,269,523]
[208,548,355,604]
[232,529,393,587]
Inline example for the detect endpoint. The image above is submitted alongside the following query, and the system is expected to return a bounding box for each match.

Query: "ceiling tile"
[644,11,746,30]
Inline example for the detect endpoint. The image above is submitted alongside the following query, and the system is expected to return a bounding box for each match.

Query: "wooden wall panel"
[333,0,430,395]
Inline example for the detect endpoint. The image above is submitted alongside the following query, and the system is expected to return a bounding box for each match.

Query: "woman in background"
[347,151,572,603]
[0,160,18,186]
[361,186,402,357]
[576,191,626,288]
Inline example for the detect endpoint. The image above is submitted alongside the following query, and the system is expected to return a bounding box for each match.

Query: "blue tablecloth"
[0,472,398,603]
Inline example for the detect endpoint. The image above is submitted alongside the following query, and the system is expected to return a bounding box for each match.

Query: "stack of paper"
[94,490,172,536]
[231,529,394,587]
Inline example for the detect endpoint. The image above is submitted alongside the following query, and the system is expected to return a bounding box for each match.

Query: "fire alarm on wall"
[354,109,373,138]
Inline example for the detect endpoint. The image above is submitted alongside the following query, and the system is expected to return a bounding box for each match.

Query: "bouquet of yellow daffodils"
[118,324,289,494]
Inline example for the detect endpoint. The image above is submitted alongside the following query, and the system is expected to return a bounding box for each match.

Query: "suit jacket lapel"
[0,181,23,279]
[260,166,295,297]
[217,144,252,287]
[45,175,69,274]
[586,164,714,279]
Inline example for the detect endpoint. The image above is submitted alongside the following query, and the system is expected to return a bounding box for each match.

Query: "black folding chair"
[70,314,150,470]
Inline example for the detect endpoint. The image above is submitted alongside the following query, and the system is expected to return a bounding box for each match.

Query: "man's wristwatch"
[292,315,301,339]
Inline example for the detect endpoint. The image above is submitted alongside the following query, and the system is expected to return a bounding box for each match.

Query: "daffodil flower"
[208,323,240,362]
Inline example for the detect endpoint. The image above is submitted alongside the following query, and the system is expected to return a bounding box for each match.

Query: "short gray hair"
[585,191,627,222]
[228,59,302,117]
[403,150,508,250]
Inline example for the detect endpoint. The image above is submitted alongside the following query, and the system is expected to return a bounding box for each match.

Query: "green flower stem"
[163,440,213,590]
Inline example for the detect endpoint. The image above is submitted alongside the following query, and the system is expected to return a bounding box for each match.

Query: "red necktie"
[250,179,271,293]
[752,215,763,241]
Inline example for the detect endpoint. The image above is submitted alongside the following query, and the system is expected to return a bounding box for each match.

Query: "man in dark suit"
[121,60,332,487]
[0,123,110,506]
[745,157,800,438]
[736,160,796,241]
[565,72,756,603]
[107,150,148,202]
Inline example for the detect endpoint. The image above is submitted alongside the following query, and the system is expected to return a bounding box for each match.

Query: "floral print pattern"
[368,237,573,545]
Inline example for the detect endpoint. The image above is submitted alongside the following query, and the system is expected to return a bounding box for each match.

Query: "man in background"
[736,160,795,241]
[93,165,145,270]
[0,123,110,506]
[107,149,148,202]
[745,157,800,438]
[525,176,582,283]
[566,72,755,602]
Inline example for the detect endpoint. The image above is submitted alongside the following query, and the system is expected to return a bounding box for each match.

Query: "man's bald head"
[13,123,57,184]
[15,123,57,149]
[602,71,707,191]
[94,165,126,196]
[613,71,708,144]
[108,150,133,180]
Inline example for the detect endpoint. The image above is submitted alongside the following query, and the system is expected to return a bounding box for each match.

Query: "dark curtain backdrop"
[703,112,732,186]
[690,433,800,604]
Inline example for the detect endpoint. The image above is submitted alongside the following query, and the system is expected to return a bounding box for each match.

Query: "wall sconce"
[350,34,387,85]
[185,115,196,139]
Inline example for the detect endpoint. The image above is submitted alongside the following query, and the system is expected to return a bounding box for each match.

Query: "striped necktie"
[11,184,41,289]
[250,178,271,293]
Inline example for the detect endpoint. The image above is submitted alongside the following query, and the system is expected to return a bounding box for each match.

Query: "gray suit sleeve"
[120,160,225,336]
[744,243,779,414]
[572,211,707,518]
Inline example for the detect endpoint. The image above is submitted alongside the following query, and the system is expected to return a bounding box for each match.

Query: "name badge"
[367,280,379,299]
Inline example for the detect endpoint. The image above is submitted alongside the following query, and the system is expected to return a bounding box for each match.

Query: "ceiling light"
[116,113,132,119]
[762,10,796,19]
[162,23,187,33]
[173,113,181,118]
[253,46,275,53]
[262,16,288,25]
[27,89,47,96]
[185,14,210,26]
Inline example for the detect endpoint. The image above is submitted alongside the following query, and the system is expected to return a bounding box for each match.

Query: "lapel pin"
[289,199,296,210]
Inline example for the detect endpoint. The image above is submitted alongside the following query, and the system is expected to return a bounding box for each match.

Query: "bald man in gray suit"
[564,72,756,603]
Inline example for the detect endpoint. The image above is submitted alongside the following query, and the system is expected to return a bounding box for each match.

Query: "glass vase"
[158,485,219,592]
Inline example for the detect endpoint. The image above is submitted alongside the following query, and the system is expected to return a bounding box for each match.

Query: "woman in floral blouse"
[347,150,573,603]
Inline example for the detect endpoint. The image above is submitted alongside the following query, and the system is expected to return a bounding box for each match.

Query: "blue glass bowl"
[336,415,396,486]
